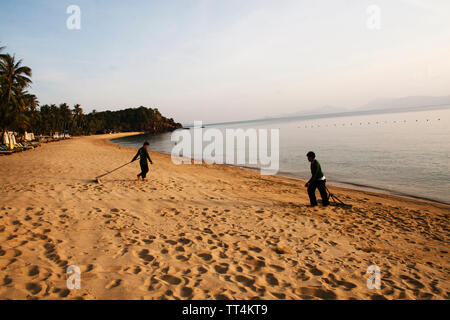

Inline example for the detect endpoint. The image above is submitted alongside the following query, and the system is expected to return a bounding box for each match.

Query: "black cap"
[143,141,150,146]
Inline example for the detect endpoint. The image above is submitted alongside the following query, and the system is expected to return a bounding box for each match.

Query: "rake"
[94,161,134,183]
[326,186,352,208]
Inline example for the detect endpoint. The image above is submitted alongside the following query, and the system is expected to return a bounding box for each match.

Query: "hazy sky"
[1,0,449,123]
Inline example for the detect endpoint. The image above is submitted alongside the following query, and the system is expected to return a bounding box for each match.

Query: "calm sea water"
[111,106,450,204]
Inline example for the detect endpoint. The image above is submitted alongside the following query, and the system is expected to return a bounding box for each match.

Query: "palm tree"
[24,92,39,111]
[72,104,84,135]
[58,103,72,134]
[0,54,32,105]
[0,43,5,106]
[0,54,33,131]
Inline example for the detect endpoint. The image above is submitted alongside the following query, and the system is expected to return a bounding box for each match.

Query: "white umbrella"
[8,132,15,149]
[2,131,9,147]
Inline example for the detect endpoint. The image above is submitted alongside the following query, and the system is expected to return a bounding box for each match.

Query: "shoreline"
[109,132,449,207]
[0,133,448,300]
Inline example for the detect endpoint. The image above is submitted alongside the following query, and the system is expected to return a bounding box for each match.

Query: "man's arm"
[132,149,140,162]
[147,152,153,164]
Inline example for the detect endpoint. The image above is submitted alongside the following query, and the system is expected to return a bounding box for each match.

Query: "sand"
[0,133,448,300]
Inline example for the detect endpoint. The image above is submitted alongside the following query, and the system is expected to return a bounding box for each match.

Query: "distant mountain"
[360,95,450,111]
[269,95,450,120]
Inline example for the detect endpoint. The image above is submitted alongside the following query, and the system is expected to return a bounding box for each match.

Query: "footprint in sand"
[269,264,284,272]
[197,253,213,261]
[133,266,141,274]
[26,282,42,295]
[3,275,12,285]
[161,274,182,285]
[176,255,190,262]
[265,273,279,286]
[249,246,262,253]
[400,275,425,289]
[215,293,230,300]
[178,238,192,245]
[306,264,323,276]
[138,249,155,262]
[214,263,229,274]
[235,275,255,287]
[106,279,122,289]
[296,287,337,300]
[180,286,193,298]
[197,266,208,274]
[28,265,40,277]
[271,292,286,299]
[59,289,70,298]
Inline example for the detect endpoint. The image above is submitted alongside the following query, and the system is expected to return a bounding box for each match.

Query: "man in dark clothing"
[132,142,153,181]
[305,151,329,207]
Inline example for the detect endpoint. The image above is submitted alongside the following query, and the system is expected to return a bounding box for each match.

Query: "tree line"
[0,43,182,136]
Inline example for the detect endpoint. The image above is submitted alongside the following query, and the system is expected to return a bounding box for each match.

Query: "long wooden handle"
[96,161,133,179]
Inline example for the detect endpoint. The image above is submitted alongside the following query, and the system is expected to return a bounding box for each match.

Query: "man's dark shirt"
[132,147,152,164]
[308,159,324,184]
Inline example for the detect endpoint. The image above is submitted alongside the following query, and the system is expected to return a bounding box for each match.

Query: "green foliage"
[33,104,182,136]
[0,43,182,135]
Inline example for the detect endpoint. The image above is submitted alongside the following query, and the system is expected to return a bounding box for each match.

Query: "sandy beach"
[0,133,448,300]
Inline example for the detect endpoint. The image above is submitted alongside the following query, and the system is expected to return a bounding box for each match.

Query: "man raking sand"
[132,141,153,181]
[305,151,330,207]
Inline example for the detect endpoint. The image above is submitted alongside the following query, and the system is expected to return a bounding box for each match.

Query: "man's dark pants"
[138,161,149,179]
[307,180,329,206]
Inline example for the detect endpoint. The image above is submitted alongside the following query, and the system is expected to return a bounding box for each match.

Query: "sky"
[0,0,449,124]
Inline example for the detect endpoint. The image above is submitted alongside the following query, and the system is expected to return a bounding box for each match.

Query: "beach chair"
[0,145,14,155]
[22,141,35,149]
[15,142,32,150]
[0,150,13,155]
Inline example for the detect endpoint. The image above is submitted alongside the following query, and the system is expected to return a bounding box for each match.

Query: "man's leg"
[141,163,149,180]
[307,182,318,206]
[318,180,329,206]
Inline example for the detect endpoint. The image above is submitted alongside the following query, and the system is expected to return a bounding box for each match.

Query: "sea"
[111,105,450,204]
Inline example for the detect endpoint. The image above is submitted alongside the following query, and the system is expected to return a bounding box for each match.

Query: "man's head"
[143,141,150,149]
[306,151,316,163]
